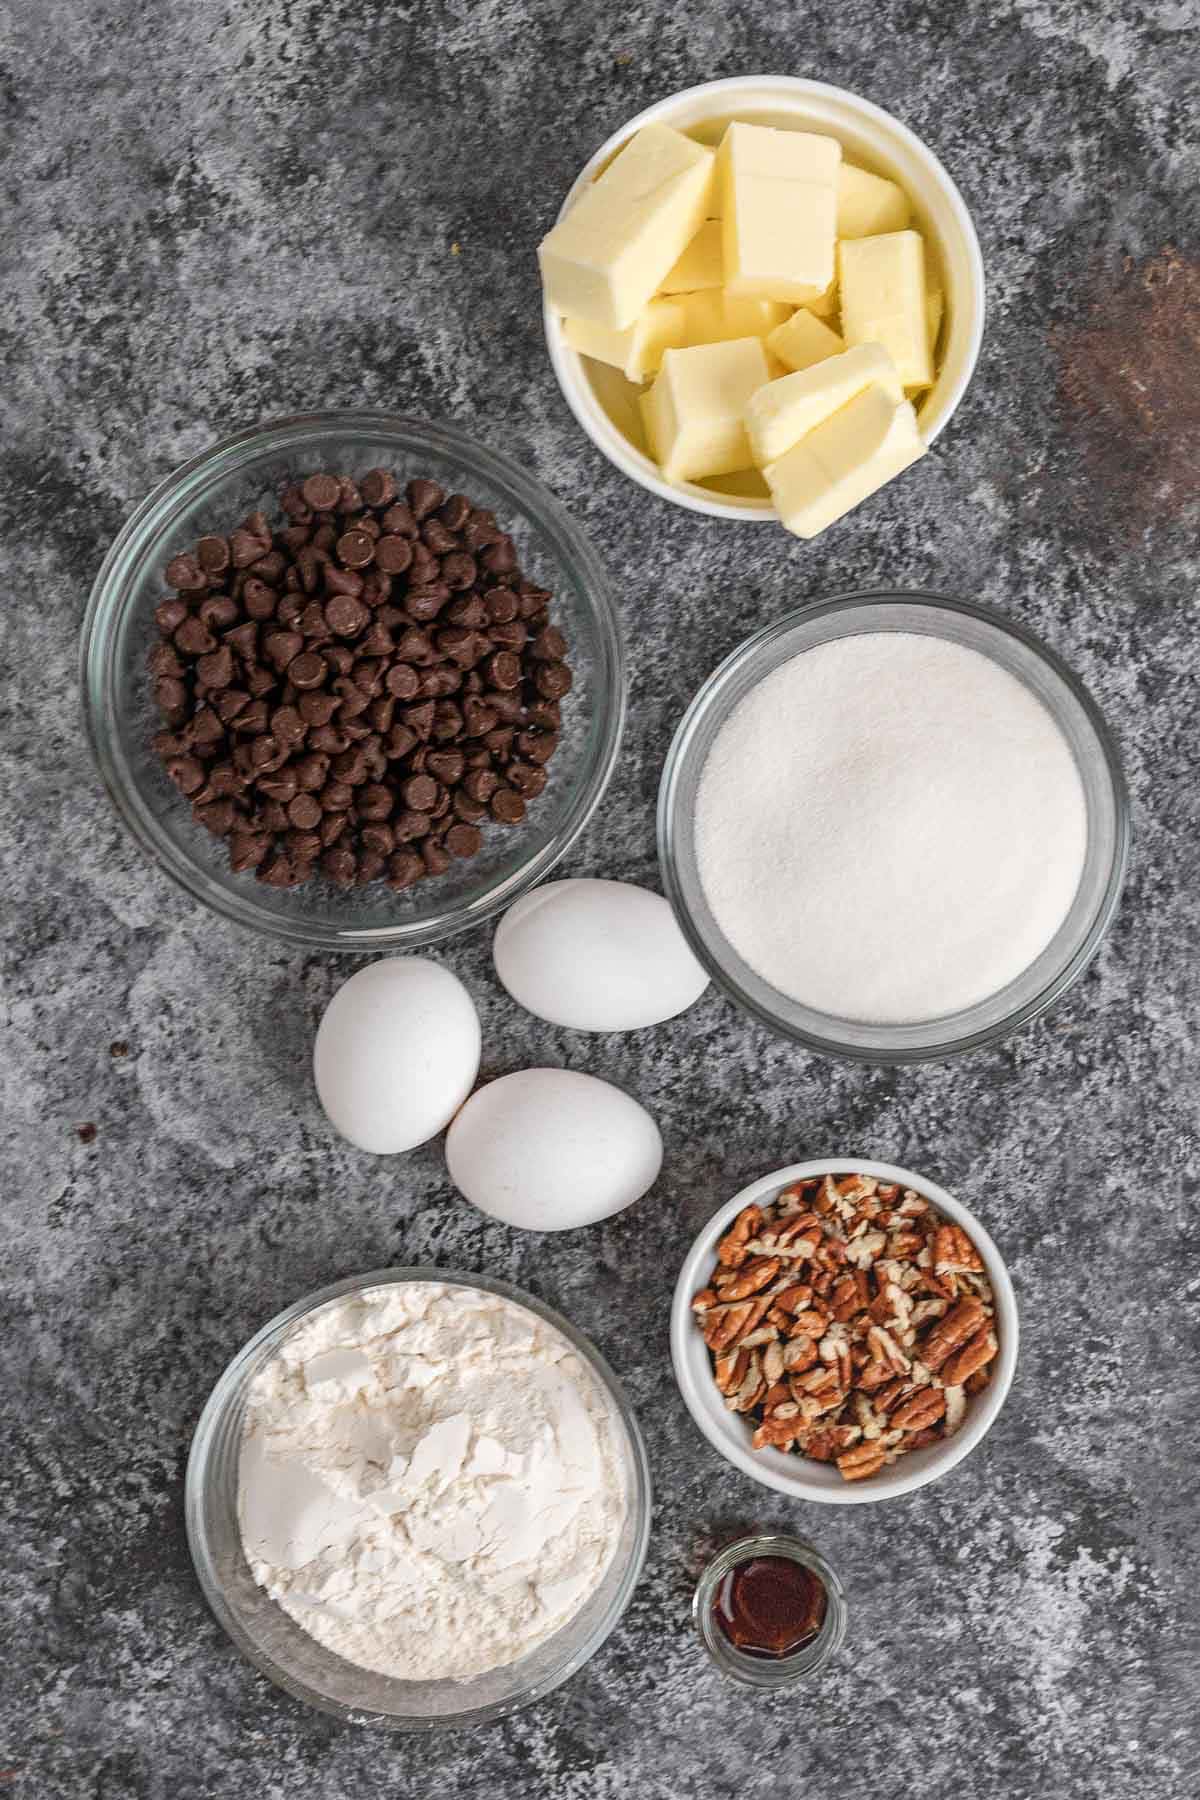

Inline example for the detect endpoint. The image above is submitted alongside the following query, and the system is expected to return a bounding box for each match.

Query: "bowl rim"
[669,1158,1019,1505]
[80,409,627,952]
[542,73,986,520]
[657,588,1131,1061]
[185,1264,653,1729]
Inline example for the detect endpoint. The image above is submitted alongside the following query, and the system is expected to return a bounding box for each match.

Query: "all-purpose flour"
[695,633,1088,1023]
[238,1282,628,1681]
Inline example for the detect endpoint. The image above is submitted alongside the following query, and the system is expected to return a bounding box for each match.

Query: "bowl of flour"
[186,1270,650,1728]
[658,591,1128,1060]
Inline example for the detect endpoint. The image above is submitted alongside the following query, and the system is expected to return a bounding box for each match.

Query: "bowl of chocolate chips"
[82,412,625,949]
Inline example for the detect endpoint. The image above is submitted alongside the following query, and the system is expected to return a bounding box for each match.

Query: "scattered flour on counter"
[238,1282,628,1681]
[694,632,1089,1024]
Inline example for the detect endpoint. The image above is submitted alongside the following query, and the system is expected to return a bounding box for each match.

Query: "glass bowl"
[657,591,1129,1061]
[185,1267,652,1730]
[82,412,626,952]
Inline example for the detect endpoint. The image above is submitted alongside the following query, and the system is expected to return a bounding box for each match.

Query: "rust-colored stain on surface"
[1053,246,1200,533]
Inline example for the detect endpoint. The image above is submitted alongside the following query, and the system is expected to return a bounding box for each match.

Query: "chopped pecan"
[713,1348,749,1394]
[718,1254,782,1301]
[903,1425,944,1450]
[934,1222,984,1274]
[964,1365,992,1396]
[782,1336,819,1373]
[836,1441,888,1481]
[831,1271,871,1321]
[942,1326,998,1386]
[920,1296,986,1372]
[801,1423,862,1462]
[716,1204,764,1268]
[890,1386,947,1432]
[691,1287,718,1315]
[866,1323,911,1376]
[753,1414,802,1450]
[943,1384,967,1437]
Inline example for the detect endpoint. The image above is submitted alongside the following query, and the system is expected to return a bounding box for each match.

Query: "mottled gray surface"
[3,1,1199,1795]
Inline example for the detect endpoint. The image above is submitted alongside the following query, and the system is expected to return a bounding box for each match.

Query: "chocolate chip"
[199,595,240,631]
[197,645,235,689]
[482,537,517,575]
[271,705,306,746]
[297,691,340,728]
[440,551,477,591]
[336,528,375,569]
[361,468,397,507]
[483,650,521,690]
[422,839,451,876]
[381,502,418,537]
[508,761,547,798]
[535,661,573,700]
[166,553,207,592]
[406,477,444,519]
[387,849,425,889]
[384,662,420,700]
[303,473,342,511]
[243,578,278,620]
[337,477,364,513]
[484,587,519,624]
[325,594,370,637]
[406,584,450,622]
[375,533,414,574]
[288,651,327,690]
[156,596,190,634]
[231,527,268,569]
[230,832,269,871]
[196,535,231,574]
[324,562,364,599]
[166,755,206,796]
[264,629,304,670]
[453,790,487,824]
[403,774,439,812]
[490,787,526,825]
[175,617,217,657]
[356,783,394,821]
[444,823,482,859]
[288,793,322,830]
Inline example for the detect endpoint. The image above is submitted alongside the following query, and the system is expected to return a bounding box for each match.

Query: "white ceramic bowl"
[543,76,985,520]
[670,1159,1017,1504]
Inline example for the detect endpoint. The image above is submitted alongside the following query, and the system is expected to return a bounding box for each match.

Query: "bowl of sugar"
[657,591,1128,1061]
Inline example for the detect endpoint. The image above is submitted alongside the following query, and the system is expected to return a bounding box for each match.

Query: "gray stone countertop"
[3,1,1198,1795]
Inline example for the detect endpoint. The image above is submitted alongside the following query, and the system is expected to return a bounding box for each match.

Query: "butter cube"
[659,219,724,293]
[767,308,846,373]
[764,383,925,538]
[838,230,933,389]
[563,296,689,382]
[745,344,903,466]
[641,337,771,484]
[677,289,791,348]
[539,124,715,330]
[926,284,944,355]
[837,163,912,239]
[719,122,840,302]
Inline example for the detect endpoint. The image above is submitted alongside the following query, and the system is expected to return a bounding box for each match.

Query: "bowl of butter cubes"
[540,76,984,535]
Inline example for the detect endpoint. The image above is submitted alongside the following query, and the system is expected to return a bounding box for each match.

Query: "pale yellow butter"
[659,219,724,293]
[676,289,791,347]
[563,296,689,382]
[767,308,846,373]
[764,383,925,538]
[745,344,903,466]
[926,284,944,355]
[641,337,771,484]
[719,122,840,302]
[837,163,912,239]
[539,124,715,330]
[838,230,933,389]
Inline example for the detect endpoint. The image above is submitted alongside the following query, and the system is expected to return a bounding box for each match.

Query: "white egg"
[493,878,709,1031]
[445,1068,662,1230]
[313,958,480,1154]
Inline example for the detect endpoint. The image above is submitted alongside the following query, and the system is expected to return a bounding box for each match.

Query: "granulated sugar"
[694,633,1088,1023]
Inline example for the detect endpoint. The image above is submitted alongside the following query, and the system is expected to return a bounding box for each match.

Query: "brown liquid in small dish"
[713,1555,827,1659]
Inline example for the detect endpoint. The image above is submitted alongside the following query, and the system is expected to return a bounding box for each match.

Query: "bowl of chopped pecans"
[670,1159,1017,1504]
